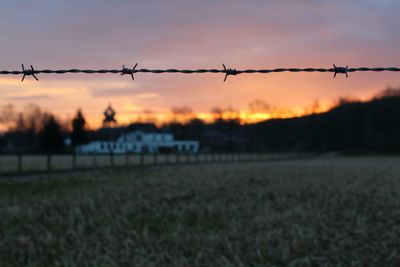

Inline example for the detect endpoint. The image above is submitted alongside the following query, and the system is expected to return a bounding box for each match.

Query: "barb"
[21,64,39,82]
[333,64,348,78]
[0,63,399,82]
[222,64,239,82]
[121,63,138,80]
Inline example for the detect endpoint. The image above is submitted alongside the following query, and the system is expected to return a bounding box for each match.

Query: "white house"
[76,131,199,154]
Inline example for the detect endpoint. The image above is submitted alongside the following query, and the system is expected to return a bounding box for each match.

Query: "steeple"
[103,103,117,127]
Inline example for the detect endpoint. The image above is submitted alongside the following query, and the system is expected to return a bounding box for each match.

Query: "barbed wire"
[0,63,399,82]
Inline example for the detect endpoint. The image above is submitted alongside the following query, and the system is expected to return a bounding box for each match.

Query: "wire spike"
[30,65,39,81]
[0,63,398,82]
[222,64,239,82]
[333,64,349,78]
[121,63,138,80]
[21,63,38,82]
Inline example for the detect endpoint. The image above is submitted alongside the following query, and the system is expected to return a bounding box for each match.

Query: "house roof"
[89,125,173,142]
[125,123,158,133]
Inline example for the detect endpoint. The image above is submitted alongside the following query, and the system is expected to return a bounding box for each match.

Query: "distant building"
[103,104,117,128]
[76,130,199,154]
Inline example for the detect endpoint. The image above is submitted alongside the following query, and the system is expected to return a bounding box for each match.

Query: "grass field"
[0,157,400,266]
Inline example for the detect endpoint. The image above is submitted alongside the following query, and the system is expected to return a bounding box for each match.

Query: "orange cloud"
[1,1,400,130]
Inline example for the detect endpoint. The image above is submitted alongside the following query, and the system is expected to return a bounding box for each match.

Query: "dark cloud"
[91,87,136,97]
[1,0,400,122]
[5,94,57,101]
[1,1,399,67]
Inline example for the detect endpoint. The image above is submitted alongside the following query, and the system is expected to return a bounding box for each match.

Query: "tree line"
[0,105,88,153]
[246,88,400,153]
[2,88,400,153]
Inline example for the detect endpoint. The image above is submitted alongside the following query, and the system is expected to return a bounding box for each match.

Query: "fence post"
[140,152,144,167]
[110,151,114,168]
[72,151,76,170]
[92,152,97,169]
[17,152,22,174]
[153,152,157,165]
[125,151,129,166]
[47,152,52,172]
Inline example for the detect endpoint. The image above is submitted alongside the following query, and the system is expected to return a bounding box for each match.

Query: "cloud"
[91,87,136,97]
[4,94,57,101]
[91,85,159,99]
[1,0,400,127]
[135,93,159,99]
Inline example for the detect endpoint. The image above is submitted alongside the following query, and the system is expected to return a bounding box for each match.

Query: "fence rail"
[0,152,306,176]
[1,64,400,82]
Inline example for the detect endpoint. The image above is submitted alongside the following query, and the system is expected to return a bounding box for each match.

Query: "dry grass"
[1,157,400,266]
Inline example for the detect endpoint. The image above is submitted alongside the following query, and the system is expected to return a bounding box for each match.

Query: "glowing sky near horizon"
[0,0,400,127]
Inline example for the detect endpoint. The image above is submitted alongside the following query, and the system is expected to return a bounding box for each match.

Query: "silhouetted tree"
[0,104,16,129]
[3,104,50,152]
[39,115,64,152]
[138,109,157,124]
[71,109,88,147]
[171,106,193,123]
[210,107,224,121]
[248,99,271,113]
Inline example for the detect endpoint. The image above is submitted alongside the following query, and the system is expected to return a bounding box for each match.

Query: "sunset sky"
[0,0,400,128]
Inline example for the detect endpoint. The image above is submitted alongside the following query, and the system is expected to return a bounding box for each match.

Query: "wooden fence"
[0,152,303,176]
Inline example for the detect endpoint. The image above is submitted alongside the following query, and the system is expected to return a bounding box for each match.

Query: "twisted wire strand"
[2,67,400,74]
[1,65,399,82]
